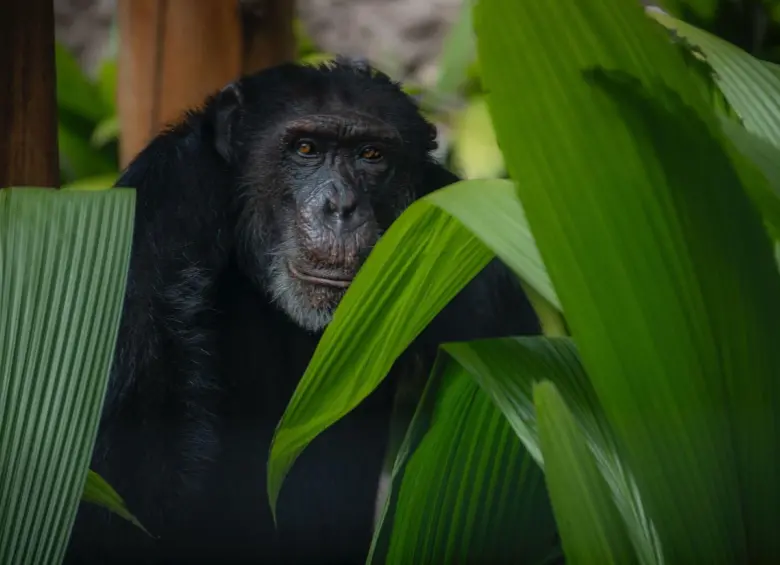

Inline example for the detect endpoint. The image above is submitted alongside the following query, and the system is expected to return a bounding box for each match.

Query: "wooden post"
[0,0,60,188]
[116,0,244,167]
[241,0,298,75]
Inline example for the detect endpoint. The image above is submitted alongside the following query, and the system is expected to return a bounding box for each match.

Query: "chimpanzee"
[64,60,539,565]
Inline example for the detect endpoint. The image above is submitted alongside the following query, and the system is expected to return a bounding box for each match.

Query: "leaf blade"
[534,380,637,565]
[475,0,780,562]
[266,177,561,515]
[371,355,559,565]
[81,471,150,537]
[0,187,135,564]
[267,196,495,516]
[445,337,663,565]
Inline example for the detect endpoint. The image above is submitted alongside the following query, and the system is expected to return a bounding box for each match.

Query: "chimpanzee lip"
[288,261,353,289]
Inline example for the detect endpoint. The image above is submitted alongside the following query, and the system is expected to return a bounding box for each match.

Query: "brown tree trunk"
[0,0,60,188]
[116,0,298,168]
[116,0,244,167]
[241,0,298,75]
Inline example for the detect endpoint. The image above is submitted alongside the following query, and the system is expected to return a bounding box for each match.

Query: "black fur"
[64,62,539,565]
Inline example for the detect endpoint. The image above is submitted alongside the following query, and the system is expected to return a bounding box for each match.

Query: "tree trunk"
[116,0,298,168]
[0,0,60,188]
[116,0,243,167]
[241,0,298,75]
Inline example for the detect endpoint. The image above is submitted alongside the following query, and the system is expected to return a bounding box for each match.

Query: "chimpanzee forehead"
[286,81,415,123]
[240,62,435,151]
[282,113,402,145]
[271,64,414,113]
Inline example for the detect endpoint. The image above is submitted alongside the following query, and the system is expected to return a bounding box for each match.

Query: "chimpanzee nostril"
[324,188,358,219]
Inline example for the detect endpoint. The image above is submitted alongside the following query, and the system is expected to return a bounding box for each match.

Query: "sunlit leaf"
[61,175,118,192]
[91,116,120,149]
[426,179,559,310]
[450,97,505,179]
[81,471,149,536]
[299,52,337,67]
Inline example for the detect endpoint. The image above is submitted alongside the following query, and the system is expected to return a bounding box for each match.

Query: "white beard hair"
[266,250,336,333]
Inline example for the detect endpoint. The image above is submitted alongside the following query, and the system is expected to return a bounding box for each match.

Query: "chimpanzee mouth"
[288,262,354,289]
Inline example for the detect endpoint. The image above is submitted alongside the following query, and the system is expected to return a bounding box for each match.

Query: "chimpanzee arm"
[66,92,242,564]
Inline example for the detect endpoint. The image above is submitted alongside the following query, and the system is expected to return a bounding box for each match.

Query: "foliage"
[370,356,560,565]
[268,1,780,564]
[55,43,120,188]
[53,15,501,189]
[45,3,780,563]
[0,188,136,563]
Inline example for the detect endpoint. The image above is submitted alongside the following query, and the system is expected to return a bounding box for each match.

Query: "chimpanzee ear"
[214,81,244,163]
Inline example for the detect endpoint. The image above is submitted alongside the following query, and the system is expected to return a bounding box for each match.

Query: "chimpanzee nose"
[323,186,362,229]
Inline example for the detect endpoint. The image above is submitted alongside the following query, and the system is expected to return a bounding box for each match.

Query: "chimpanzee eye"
[294,139,318,157]
[359,145,383,162]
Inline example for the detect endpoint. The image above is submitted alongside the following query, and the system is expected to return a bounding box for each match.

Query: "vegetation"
[4,0,780,562]
[0,188,135,564]
[268,1,780,564]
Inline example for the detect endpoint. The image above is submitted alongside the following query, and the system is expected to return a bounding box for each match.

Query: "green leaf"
[267,178,556,515]
[267,188,494,517]
[450,97,506,179]
[648,10,780,147]
[55,43,112,124]
[0,187,135,564]
[427,179,559,311]
[299,52,337,67]
[717,116,780,237]
[91,116,121,149]
[763,59,780,81]
[444,337,663,565]
[654,0,718,22]
[434,0,477,99]
[370,355,559,565]
[645,10,780,236]
[61,174,119,192]
[476,0,780,563]
[96,58,118,114]
[534,380,637,565]
[58,118,118,184]
[81,471,149,536]
[294,18,319,57]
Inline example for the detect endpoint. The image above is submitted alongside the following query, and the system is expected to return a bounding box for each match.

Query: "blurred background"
[52,0,502,191]
[51,0,780,191]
